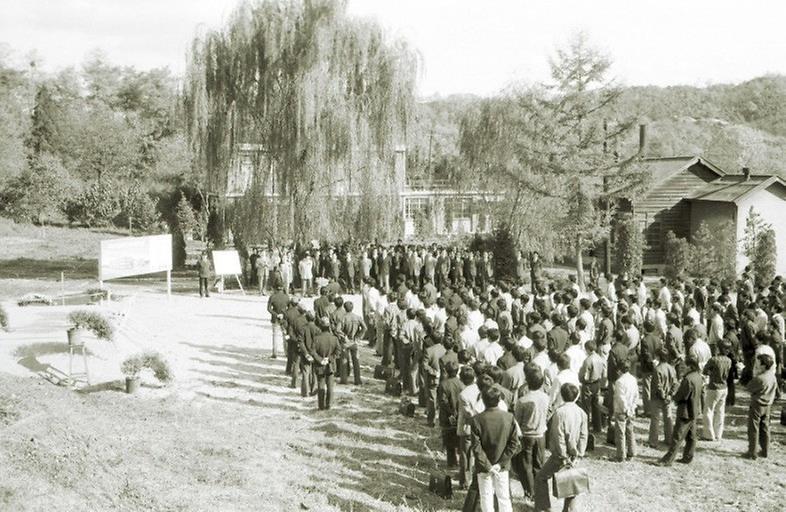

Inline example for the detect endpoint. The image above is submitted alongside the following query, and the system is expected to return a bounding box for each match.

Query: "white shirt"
[473,338,490,360]
[625,325,641,351]
[299,258,313,280]
[659,286,672,312]
[565,344,587,375]
[549,369,581,412]
[637,283,648,307]
[467,310,484,333]
[483,342,504,365]
[460,326,480,352]
[613,372,639,417]
[579,310,595,340]
[689,339,712,371]
[687,308,701,327]
[654,309,668,338]
[754,344,777,375]
[517,334,533,350]
[367,287,380,314]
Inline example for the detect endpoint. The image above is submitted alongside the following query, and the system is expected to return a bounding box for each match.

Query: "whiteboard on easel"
[212,250,242,276]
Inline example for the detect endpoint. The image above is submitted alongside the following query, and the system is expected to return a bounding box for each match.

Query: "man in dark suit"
[438,360,465,468]
[423,335,447,427]
[639,320,664,413]
[289,304,310,392]
[311,318,340,410]
[267,284,290,360]
[547,313,570,356]
[659,355,704,466]
[300,312,321,397]
[341,301,366,386]
[606,329,630,444]
[313,287,331,321]
[471,386,521,512]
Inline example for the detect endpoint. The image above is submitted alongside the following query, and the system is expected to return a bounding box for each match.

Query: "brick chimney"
[638,124,647,155]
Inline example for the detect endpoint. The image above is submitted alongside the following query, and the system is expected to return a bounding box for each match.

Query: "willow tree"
[460,32,648,288]
[185,0,417,244]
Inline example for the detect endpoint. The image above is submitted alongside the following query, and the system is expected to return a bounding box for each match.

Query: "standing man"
[701,339,732,441]
[659,355,703,466]
[471,386,521,512]
[744,353,778,459]
[533,383,588,512]
[341,301,366,386]
[311,317,340,410]
[512,365,549,500]
[299,252,314,297]
[649,347,677,448]
[267,284,290,360]
[198,251,212,298]
[612,360,639,462]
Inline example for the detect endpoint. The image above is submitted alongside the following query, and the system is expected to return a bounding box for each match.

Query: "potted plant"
[121,352,173,394]
[67,310,115,346]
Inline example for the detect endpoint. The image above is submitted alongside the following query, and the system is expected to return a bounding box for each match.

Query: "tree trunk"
[576,237,585,292]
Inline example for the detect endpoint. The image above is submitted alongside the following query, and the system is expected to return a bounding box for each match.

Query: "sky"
[1,0,786,97]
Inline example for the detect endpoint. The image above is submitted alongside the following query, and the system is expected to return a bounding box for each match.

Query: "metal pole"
[61,272,65,306]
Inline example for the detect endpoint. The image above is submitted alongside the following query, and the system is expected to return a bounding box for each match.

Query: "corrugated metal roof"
[689,175,784,203]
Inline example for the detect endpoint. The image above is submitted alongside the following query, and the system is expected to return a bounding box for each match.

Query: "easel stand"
[217,274,245,295]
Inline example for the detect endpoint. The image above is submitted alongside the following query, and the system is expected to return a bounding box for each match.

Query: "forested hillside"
[2,40,786,239]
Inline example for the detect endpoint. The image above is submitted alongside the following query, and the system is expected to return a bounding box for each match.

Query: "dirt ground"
[1,276,785,512]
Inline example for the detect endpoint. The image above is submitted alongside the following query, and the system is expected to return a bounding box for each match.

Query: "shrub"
[490,223,517,282]
[175,194,198,239]
[68,310,114,341]
[121,352,173,383]
[64,182,120,227]
[0,304,8,330]
[664,231,690,280]
[613,213,644,277]
[689,221,736,282]
[116,184,160,231]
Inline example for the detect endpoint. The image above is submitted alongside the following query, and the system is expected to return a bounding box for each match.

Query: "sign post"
[99,234,173,294]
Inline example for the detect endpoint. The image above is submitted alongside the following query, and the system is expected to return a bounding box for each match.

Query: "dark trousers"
[339,343,362,385]
[399,343,415,394]
[317,371,335,410]
[285,338,297,375]
[512,435,545,497]
[458,434,473,488]
[726,371,736,406]
[382,329,395,367]
[747,404,771,458]
[292,356,315,397]
[662,417,697,464]
[581,381,603,433]
[426,383,438,426]
[442,428,460,467]
[199,277,209,297]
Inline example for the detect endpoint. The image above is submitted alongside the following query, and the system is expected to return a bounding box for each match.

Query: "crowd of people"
[260,240,783,512]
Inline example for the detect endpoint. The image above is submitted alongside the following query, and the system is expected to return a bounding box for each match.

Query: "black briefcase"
[429,473,453,499]
[587,433,595,452]
[399,397,415,417]
[385,376,401,397]
[781,407,786,427]
[374,364,393,380]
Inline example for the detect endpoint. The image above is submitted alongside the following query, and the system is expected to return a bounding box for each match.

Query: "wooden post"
[61,272,65,306]
[166,269,172,298]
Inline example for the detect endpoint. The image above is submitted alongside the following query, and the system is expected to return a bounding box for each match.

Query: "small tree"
[117,183,160,231]
[64,182,120,227]
[490,223,518,282]
[742,206,767,262]
[614,213,644,278]
[753,227,777,286]
[175,194,197,239]
[689,222,716,276]
[664,231,691,280]
[690,221,737,282]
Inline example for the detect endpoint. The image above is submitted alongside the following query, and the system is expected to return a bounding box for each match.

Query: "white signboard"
[212,250,242,276]
[99,234,172,281]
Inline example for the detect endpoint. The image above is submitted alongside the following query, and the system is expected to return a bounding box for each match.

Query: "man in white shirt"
[474,326,490,361]
[686,329,711,371]
[548,353,581,415]
[467,300,485,334]
[653,300,668,338]
[622,315,641,354]
[457,367,483,489]
[564,332,587,375]
[299,253,314,296]
[658,278,672,313]
[707,303,725,350]
[483,329,504,366]
[613,359,639,461]
[460,321,480,353]
[578,299,595,341]
[530,332,551,384]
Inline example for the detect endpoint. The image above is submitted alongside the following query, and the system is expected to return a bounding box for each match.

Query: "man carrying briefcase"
[534,382,589,512]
